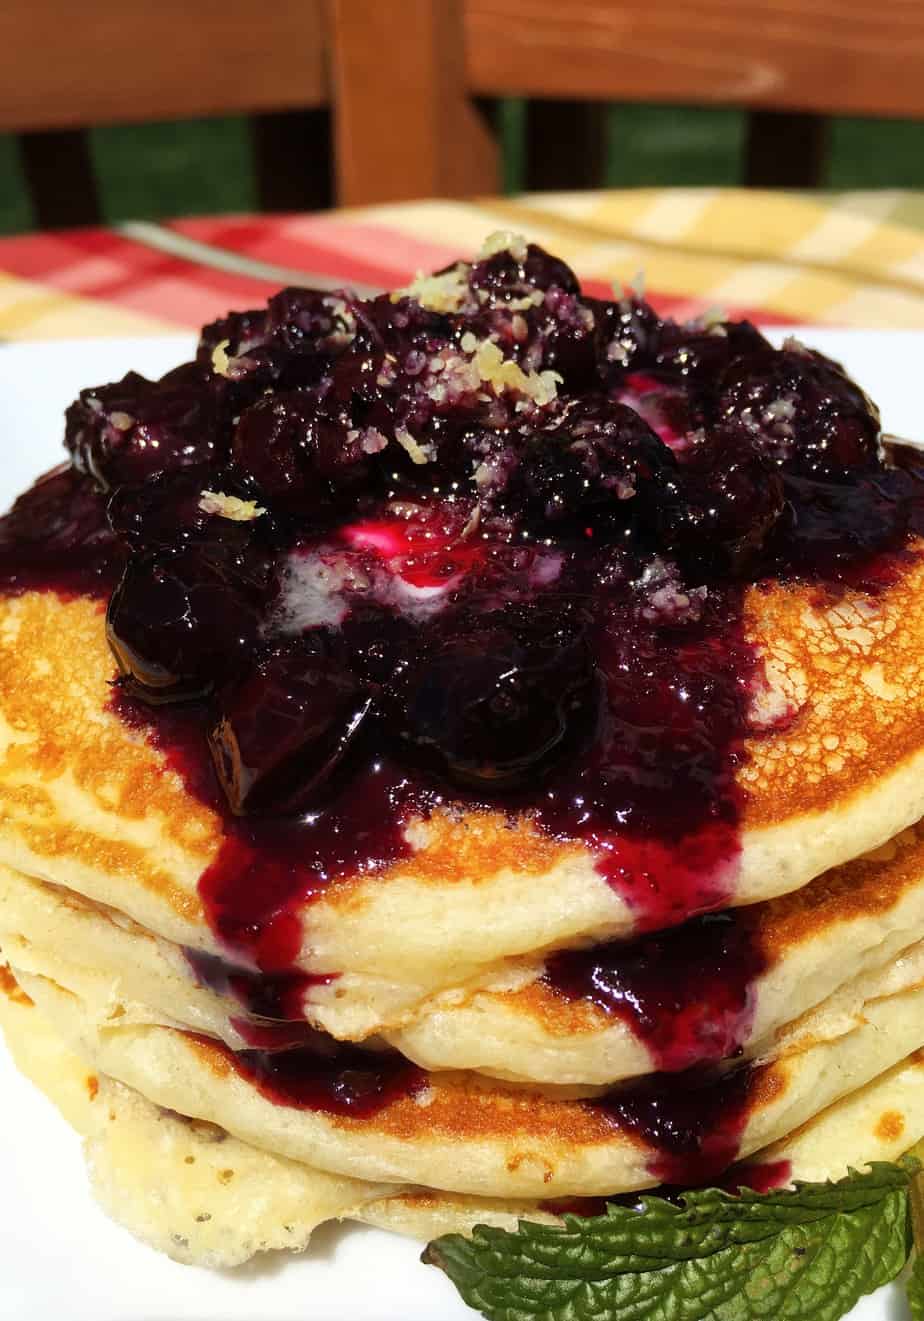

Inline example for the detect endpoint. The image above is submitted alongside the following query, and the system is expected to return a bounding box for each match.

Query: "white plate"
[0,329,919,1321]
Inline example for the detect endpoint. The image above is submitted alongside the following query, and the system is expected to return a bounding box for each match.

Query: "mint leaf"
[424,1162,915,1321]
[908,1253,924,1321]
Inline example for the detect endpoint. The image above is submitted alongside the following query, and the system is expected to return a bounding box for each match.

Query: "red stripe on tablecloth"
[0,228,278,326]
[0,220,795,330]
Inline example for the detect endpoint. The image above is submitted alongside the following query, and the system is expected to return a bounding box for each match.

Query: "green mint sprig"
[424,1162,917,1321]
[907,1252,924,1321]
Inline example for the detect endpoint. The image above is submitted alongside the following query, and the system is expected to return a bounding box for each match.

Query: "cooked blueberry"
[593,295,661,377]
[106,545,267,703]
[500,396,675,537]
[232,394,316,501]
[267,288,354,354]
[107,467,265,549]
[1,465,112,559]
[208,643,373,815]
[65,364,227,491]
[0,465,120,594]
[392,623,595,790]
[469,242,579,301]
[197,308,269,366]
[657,430,784,573]
[339,606,418,688]
[653,319,769,385]
[233,393,370,511]
[718,345,880,478]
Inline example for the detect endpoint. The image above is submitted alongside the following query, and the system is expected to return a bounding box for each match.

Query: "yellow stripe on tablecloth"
[891,250,924,287]
[687,191,834,260]
[786,192,905,262]
[358,198,619,287]
[817,285,924,330]
[0,272,177,340]
[605,189,720,242]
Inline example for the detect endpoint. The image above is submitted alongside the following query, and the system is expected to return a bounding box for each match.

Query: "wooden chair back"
[329,0,924,203]
[0,0,331,228]
[6,0,923,229]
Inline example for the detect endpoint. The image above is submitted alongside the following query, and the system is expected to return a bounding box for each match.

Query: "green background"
[2,103,923,235]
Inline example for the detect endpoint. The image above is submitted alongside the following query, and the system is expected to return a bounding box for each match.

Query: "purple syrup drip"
[545,911,766,1072]
[597,1062,756,1186]
[201,1033,425,1118]
[116,692,425,971]
[540,1156,792,1215]
[185,947,334,1020]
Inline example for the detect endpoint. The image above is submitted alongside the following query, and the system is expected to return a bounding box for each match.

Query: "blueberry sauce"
[598,1061,756,1186]
[722,1157,792,1195]
[0,466,123,599]
[193,1031,425,1118]
[545,911,765,1072]
[184,947,333,1029]
[540,1157,792,1215]
[114,690,424,972]
[3,239,924,1160]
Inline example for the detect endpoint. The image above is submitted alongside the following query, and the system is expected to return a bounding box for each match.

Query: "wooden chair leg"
[524,100,608,192]
[327,0,500,206]
[253,108,333,213]
[743,111,829,188]
[18,128,102,229]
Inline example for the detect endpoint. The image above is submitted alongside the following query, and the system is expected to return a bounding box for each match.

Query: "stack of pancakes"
[3,556,924,1267]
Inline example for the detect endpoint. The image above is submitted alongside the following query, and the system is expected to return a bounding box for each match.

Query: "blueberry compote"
[545,910,765,1073]
[3,237,924,1154]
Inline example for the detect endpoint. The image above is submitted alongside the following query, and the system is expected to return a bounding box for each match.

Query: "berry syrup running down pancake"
[1,231,924,1044]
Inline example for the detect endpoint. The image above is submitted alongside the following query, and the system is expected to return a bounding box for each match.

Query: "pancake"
[0,563,923,1039]
[3,964,924,1268]
[11,952,924,1201]
[5,819,924,1082]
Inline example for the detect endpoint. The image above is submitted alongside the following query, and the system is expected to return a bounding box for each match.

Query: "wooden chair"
[328,0,924,204]
[0,0,331,228]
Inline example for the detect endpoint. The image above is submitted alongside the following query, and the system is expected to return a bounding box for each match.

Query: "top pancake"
[0,549,923,1028]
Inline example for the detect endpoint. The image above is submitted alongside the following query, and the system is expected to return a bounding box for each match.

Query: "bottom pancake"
[3,964,924,1269]
[8,947,924,1200]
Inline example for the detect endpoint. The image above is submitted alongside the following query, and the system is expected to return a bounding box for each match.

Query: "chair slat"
[253,109,334,213]
[17,130,102,229]
[524,100,609,191]
[464,0,924,119]
[744,111,829,188]
[0,0,327,132]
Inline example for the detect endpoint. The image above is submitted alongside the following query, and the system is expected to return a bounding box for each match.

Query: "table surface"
[1,189,924,340]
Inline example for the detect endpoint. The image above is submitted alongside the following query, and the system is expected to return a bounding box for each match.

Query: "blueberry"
[1,465,113,559]
[657,429,784,573]
[391,621,595,790]
[107,467,264,549]
[593,295,661,377]
[469,243,579,301]
[197,308,269,366]
[500,396,675,538]
[232,394,316,502]
[718,345,880,479]
[208,642,373,815]
[65,364,227,491]
[232,393,370,511]
[266,288,354,354]
[653,319,769,386]
[106,543,269,703]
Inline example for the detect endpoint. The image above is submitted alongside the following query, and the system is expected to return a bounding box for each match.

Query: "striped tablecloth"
[2,189,924,340]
